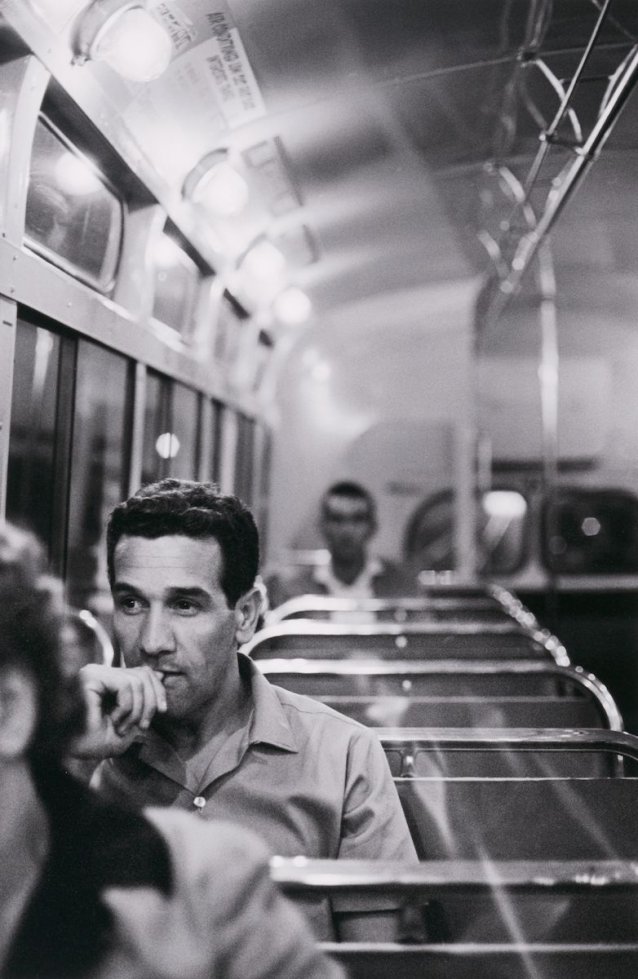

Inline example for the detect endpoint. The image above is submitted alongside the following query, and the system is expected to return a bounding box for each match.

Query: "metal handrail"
[257,658,621,730]
[64,607,115,667]
[376,726,638,761]
[252,620,532,639]
[256,657,581,678]
[245,619,570,665]
[272,855,638,895]
[265,594,501,625]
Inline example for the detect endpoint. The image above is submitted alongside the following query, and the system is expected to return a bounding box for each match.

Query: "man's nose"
[139,607,174,656]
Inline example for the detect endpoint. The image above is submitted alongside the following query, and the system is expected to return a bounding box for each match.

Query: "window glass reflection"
[403,487,529,575]
[66,341,131,613]
[214,294,242,363]
[209,399,224,484]
[542,488,638,573]
[25,117,122,291]
[7,320,60,552]
[234,414,255,504]
[168,384,200,479]
[479,490,528,574]
[403,488,455,573]
[141,371,170,485]
[151,232,199,336]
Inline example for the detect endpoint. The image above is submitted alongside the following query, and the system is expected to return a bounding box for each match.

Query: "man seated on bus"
[75,478,418,941]
[266,480,418,611]
[0,521,343,979]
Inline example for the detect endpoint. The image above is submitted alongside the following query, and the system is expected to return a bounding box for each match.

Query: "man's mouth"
[155,669,182,684]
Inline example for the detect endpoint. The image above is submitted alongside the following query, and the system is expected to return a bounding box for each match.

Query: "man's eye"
[174,599,198,614]
[118,597,142,613]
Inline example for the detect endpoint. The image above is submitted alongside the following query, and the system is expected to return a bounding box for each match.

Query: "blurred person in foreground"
[266,480,418,612]
[0,521,343,979]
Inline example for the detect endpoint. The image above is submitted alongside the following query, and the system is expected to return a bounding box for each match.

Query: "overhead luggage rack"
[475,0,638,330]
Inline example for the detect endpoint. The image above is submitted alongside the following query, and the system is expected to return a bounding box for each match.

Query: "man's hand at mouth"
[72,663,168,759]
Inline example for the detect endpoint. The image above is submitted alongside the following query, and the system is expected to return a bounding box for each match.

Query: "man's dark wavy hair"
[106,479,259,607]
[0,524,86,769]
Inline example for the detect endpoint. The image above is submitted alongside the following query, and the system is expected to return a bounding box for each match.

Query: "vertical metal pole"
[537,239,560,622]
[127,362,147,495]
[537,240,559,488]
[0,298,17,522]
[198,396,214,482]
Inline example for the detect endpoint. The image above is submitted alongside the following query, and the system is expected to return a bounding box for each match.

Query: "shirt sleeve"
[339,729,418,861]
[143,810,345,979]
[335,728,419,911]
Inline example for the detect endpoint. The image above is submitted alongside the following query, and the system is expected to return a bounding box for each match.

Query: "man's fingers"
[113,679,147,734]
[140,669,167,727]
[80,663,167,736]
[83,681,106,734]
[111,669,164,733]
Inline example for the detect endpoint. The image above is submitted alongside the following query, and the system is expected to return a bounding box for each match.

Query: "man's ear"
[0,669,37,760]
[234,586,264,644]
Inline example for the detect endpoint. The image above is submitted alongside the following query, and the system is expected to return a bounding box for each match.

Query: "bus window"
[214,293,244,364]
[141,370,170,486]
[25,117,123,292]
[65,341,132,613]
[235,413,255,505]
[480,490,528,575]
[151,231,200,337]
[141,374,200,485]
[6,320,61,552]
[404,488,529,575]
[253,422,272,549]
[168,384,201,480]
[210,399,225,485]
[543,488,638,574]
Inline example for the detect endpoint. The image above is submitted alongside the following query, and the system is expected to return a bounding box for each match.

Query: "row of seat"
[264,585,542,630]
[274,858,638,977]
[257,659,621,730]
[246,619,569,663]
[251,587,638,976]
[379,728,638,778]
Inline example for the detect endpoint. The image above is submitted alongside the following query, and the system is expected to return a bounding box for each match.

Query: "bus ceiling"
[2,0,638,338]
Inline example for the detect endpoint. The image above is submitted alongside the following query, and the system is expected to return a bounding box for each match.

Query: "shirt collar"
[313,556,383,589]
[239,653,299,754]
[132,652,298,784]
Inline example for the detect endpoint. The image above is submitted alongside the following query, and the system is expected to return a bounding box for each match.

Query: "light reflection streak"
[401,732,624,961]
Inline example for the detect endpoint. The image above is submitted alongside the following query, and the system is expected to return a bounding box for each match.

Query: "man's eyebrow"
[113,583,211,600]
[165,586,211,600]
[112,582,142,595]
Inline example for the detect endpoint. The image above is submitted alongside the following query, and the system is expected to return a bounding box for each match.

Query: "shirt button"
[193,796,207,812]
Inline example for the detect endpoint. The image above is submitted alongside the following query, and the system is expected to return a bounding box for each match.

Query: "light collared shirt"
[313,557,383,622]
[91,654,417,935]
[313,556,383,600]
